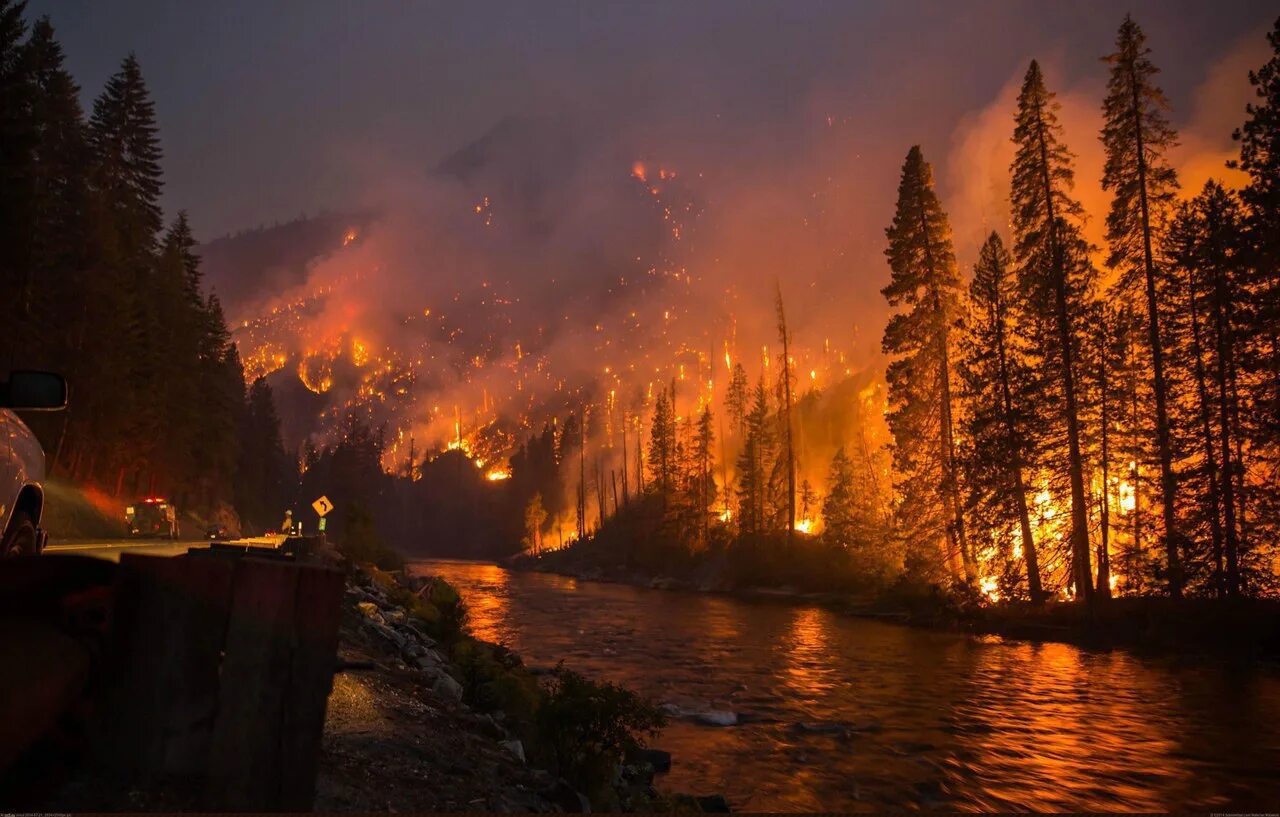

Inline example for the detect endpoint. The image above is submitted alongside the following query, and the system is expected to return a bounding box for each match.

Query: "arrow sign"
[312,496,334,517]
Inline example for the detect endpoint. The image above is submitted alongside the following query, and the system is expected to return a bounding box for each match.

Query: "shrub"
[452,639,542,719]
[532,664,666,798]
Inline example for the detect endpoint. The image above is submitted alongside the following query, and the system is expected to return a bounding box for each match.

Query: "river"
[411,559,1280,812]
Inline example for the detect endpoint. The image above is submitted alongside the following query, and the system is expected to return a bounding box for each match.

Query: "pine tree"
[823,444,894,580]
[1231,17,1280,581]
[881,145,971,584]
[199,293,244,508]
[1010,61,1099,603]
[16,16,88,369]
[86,53,165,495]
[693,405,715,545]
[1080,302,1125,600]
[957,232,1044,601]
[821,447,857,547]
[1168,182,1249,594]
[523,493,547,556]
[735,377,774,534]
[0,0,33,345]
[799,479,816,527]
[90,53,162,258]
[1100,15,1184,596]
[647,389,677,504]
[1110,305,1155,593]
[727,362,749,439]
[236,377,290,533]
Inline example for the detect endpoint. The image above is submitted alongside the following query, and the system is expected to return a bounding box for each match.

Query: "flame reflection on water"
[413,559,1280,812]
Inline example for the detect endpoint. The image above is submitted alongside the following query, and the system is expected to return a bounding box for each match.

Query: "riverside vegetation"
[333,529,726,812]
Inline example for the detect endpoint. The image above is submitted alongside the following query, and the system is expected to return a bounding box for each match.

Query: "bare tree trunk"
[595,458,606,526]
[621,417,629,504]
[1096,326,1113,600]
[578,411,586,539]
[636,415,645,495]
[776,284,797,542]
[1129,341,1143,580]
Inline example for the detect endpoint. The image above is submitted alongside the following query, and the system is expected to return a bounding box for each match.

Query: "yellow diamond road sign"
[312,496,334,517]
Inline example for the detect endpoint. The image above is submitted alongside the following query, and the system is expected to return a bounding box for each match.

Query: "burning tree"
[1232,18,1280,593]
[1167,182,1248,596]
[735,377,774,535]
[1009,61,1099,603]
[957,233,1044,602]
[775,284,797,539]
[1100,14,1184,596]
[881,145,971,585]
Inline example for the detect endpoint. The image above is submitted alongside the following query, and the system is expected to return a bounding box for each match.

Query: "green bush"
[452,638,542,719]
[373,573,468,646]
[532,664,666,799]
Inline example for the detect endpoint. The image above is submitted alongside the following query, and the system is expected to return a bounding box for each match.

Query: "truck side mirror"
[1,371,68,410]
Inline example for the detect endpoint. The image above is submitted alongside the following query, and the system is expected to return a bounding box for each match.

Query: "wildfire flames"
[230,150,889,523]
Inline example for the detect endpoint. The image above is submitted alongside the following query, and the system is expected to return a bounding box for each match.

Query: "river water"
[411,559,1280,812]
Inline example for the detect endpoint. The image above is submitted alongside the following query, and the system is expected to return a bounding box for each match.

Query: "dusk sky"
[28,1,1275,238]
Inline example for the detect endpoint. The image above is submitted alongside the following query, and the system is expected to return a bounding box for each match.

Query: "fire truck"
[126,497,180,539]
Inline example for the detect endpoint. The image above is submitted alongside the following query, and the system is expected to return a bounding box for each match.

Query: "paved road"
[43,538,212,561]
[43,535,289,562]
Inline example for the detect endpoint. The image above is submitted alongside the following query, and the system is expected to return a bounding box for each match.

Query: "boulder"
[403,622,437,647]
[383,608,407,625]
[542,778,591,813]
[500,739,525,764]
[356,601,384,623]
[367,620,407,649]
[693,710,738,727]
[432,672,464,702]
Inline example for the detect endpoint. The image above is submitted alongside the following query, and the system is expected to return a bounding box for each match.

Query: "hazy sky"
[22,0,1276,458]
[27,0,1276,239]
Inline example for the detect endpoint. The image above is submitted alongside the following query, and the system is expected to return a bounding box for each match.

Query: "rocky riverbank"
[323,564,727,812]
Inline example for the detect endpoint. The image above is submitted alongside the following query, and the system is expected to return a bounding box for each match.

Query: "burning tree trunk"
[958,232,1044,601]
[881,145,972,585]
[1101,15,1184,596]
[1010,61,1097,604]
[621,414,629,504]
[1092,313,1118,600]
[775,283,797,541]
